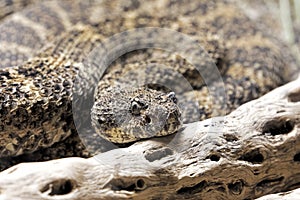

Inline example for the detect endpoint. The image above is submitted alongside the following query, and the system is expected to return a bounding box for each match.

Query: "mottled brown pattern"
[0,0,298,171]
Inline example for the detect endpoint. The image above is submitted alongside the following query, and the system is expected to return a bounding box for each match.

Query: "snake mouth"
[91,106,181,144]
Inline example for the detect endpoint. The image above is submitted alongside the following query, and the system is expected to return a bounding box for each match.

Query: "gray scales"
[0,0,298,171]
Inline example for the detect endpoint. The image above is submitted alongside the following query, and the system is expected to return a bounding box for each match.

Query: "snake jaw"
[91,88,182,143]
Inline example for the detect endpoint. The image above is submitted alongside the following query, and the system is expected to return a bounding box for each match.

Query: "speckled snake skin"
[0,0,297,171]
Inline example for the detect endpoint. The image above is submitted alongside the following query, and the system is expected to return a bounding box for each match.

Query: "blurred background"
[237,0,300,66]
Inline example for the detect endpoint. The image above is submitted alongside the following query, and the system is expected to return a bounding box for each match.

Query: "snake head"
[91,87,182,143]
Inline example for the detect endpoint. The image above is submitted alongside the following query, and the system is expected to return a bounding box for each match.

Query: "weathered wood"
[256,188,300,200]
[0,76,299,200]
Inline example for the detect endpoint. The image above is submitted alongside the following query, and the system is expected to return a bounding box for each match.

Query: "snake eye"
[167,92,177,104]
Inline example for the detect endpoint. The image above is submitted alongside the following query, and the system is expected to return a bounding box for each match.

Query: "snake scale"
[0,0,298,171]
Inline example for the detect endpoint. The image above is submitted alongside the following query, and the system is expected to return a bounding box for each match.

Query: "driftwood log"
[256,187,300,200]
[0,76,299,200]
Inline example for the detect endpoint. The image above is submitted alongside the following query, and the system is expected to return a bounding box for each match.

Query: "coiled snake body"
[0,0,297,170]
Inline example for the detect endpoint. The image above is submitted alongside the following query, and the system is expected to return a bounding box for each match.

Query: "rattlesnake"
[0,0,298,171]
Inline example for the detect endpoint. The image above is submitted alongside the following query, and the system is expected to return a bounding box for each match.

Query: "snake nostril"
[131,101,141,115]
[131,99,148,115]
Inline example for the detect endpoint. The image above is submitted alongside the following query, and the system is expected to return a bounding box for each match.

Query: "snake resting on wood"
[0,0,298,171]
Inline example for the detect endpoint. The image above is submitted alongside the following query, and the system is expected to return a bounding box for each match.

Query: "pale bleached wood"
[0,76,299,200]
[256,188,300,200]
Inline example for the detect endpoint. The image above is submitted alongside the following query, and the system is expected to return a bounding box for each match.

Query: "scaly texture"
[0,0,298,171]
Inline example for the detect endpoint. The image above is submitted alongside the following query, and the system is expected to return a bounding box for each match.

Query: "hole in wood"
[144,147,173,162]
[177,180,207,195]
[262,119,294,136]
[288,88,300,102]
[111,181,135,191]
[256,176,284,189]
[223,133,238,142]
[40,179,75,196]
[294,152,300,162]
[110,178,146,191]
[238,149,264,164]
[228,180,244,195]
[207,154,220,162]
[135,179,146,190]
[216,186,226,193]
